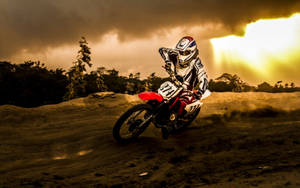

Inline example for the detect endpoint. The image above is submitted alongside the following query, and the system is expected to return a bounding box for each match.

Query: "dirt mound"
[200,91,300,117]
[0,92,300,187]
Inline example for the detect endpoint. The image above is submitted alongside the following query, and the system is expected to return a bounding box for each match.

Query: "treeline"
[1,60,299,108]
[208,73,300,93]
[0,37,299,107]
[0,61,169,107]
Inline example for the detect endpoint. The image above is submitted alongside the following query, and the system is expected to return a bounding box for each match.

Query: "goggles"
[179,50,191,56]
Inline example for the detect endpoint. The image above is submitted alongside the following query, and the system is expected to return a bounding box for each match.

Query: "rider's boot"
[161,127,169,139]
[161,125,174,139]
[161,113,178,139]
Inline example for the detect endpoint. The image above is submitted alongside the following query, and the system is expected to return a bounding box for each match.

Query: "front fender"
[138,92,163,102]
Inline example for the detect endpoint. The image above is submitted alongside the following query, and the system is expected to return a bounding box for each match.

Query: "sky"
[1,0,300,85]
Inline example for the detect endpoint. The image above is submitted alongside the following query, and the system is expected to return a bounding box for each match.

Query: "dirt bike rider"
[159,36,209,135]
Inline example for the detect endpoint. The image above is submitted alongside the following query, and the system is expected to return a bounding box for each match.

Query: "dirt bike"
[113,69,211,143]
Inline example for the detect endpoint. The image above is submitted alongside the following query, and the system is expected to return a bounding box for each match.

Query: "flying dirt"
[0,92,300,187]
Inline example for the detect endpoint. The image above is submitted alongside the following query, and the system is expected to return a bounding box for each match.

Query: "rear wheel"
[179,108,201,128]
[113,104,153,143]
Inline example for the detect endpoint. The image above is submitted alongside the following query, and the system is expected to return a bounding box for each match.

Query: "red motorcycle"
[113,71,210,143]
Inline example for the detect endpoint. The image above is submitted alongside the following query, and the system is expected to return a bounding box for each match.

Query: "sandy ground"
[0,92,300,187]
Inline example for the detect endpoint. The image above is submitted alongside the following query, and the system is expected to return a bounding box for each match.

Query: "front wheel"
[113,104,153,143]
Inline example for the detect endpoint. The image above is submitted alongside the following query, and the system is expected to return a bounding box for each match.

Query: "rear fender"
[138,92,163,102]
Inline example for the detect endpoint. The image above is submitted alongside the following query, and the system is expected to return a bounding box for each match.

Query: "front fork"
[137,114,153,129]
[150,100,176,129]
[135,101,166,131]
[138,97,181,131]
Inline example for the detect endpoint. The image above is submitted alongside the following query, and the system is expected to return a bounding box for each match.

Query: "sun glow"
[211,13,300,77]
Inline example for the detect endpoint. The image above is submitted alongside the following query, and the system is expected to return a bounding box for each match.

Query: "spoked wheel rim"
[113,103,153,143]
[118,109,149,140]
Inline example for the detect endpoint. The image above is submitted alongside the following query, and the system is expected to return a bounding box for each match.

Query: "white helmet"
[175,36,198,68]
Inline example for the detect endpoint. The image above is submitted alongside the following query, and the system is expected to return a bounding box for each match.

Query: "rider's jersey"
[175,58,208,95]
[160,48,209,95]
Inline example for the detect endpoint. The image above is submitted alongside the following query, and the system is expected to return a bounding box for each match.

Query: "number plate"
[158,81,181,100]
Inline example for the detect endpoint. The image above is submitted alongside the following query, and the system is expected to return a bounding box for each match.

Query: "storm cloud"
[1,0,300,58]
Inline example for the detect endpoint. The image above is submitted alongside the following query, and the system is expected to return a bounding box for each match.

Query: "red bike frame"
[138,90,195,115]
[138,92,163,102]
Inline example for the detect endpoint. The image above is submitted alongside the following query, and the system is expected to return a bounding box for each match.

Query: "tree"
[103,69,127,93]
[273,80,284,92]
[208,79,233,92]
[94,67,107,91]
[144,73,169,92]
[215,73,245,92]
[125,72,144,94]
[274,81,282,88]
[84,70,107,94]
[145,73,154,91]
[134,72,140,80]
[125,81,135,94]
[290,82,295,88]
[107,69,119,77]
[257,82,273,92]
[65,37,92,100]
[128,73,134,79]
[285,83,289,88]
[0,61,67,107]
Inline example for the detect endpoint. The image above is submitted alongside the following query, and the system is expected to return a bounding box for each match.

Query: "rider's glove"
[168,50,178,57]
[168,50,178,63]
[165,60,172,71]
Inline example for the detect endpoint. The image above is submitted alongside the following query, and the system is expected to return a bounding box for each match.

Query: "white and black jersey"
[159,47,208,95]
[173,58,208,95]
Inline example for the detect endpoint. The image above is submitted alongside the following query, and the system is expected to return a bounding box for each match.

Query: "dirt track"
[1,92,300,187]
